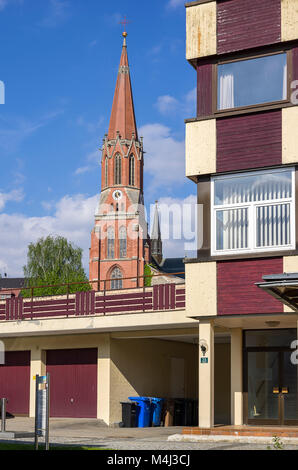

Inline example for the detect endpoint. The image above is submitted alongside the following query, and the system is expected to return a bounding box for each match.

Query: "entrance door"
[246,349,298,425]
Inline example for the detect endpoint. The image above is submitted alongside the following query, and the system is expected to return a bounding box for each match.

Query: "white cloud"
[139,123,185,190]
[39,0,70,28]
[0,111,63,153]
[167,0,185,9]
[155,95,179,115]
[0,188,24,211]
[0,0,7,10]
[0,193,98,277]
[155,87,196,117]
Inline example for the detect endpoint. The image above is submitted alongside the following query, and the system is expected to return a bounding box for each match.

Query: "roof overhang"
[189,312,298,329]
[257,273,298,312]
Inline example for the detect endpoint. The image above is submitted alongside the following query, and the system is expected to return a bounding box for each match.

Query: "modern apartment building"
[185,0,298,428]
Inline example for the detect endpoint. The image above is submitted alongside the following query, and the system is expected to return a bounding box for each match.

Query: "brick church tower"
[89,32,150,290]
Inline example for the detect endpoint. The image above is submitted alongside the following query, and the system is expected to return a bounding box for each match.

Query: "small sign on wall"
[200,357,208,364]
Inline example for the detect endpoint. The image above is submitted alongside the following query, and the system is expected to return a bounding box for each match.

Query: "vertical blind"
[214,170,293,252]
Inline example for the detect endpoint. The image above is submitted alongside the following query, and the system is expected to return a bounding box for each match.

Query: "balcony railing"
[0,273,185,322]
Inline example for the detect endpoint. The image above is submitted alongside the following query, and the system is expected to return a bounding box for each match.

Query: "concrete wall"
[185,262,217,317]
[186,2,217,60]
[186,120,216,177]
[281,0,298,42]
[110,338,198,425]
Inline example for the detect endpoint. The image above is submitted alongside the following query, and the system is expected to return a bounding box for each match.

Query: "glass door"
[247,350,280,424]
[246,349,298,425]
[283,351,298,425]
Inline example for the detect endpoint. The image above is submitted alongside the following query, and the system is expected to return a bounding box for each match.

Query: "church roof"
[154,258,185,279]
[108,33,138,141]
[0,278,25,289]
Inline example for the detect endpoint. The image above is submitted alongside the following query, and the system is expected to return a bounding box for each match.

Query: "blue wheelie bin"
[129,397,151,427]
[150,398,164,426]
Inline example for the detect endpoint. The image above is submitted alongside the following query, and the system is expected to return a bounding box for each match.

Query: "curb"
[167,433,298,445]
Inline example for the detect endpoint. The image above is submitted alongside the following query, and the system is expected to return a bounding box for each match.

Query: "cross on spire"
[119,15,131,35]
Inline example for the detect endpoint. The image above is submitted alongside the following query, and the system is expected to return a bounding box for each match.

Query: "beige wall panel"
[109,338,198,425]
[282,108,298,165]
[283,256,298,312]
[230,329,243,426]
[281,0,298,42]
[186,120,216,177]
[185,262,217,317]
[29,348,46,417]
[186,2,217,60]
[198,321,214,428]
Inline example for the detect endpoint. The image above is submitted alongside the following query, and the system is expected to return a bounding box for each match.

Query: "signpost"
[34,374,50,450]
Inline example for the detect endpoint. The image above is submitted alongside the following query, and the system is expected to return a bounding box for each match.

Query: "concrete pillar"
[198,321,214,428]
[230,328,243,425]
[97,335,111,425]
[29,347,46,417]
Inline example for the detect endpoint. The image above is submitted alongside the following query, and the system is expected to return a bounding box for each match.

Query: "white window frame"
[211,167,296,256]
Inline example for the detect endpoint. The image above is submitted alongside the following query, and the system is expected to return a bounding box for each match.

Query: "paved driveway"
[2,418,298,450]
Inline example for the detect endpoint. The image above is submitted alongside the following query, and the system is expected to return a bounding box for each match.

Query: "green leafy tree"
[144,264,153,287]
[22,236,91,297]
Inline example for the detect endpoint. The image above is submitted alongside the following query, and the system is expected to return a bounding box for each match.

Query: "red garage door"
[0,351,30,416]
[46,348,97,418]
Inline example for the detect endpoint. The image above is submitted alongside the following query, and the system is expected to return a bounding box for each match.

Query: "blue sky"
[0,0,196,276]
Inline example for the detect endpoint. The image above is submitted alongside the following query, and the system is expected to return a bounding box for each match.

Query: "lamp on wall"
[199,339,208,356]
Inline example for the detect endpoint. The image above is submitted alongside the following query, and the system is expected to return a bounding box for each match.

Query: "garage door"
[46,348,97,418]
[0,351,30,416]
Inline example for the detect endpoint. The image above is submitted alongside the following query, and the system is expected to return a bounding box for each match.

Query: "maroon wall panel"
[217,258,283,316]
[217,110,282,173]
[217,0,281,54]
[47,348,97,418]
[197,63,213,117]
[293,47,298,82]
[0,351,30,415]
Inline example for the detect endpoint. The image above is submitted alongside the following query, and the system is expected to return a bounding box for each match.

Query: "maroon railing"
[0,274,185,322]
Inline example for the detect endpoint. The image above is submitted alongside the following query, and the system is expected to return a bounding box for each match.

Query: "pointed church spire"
[151,201,163,264]
[108,32,138,141]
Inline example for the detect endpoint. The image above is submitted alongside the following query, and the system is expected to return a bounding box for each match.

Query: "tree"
[22,235,91,297]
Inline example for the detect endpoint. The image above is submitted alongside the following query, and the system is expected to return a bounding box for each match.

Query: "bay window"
[212,168,295,255]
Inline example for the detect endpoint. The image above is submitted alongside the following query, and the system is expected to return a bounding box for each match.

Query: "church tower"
[89,32,150,290]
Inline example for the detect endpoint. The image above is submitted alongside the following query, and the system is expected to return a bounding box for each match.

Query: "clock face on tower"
[112,190,123,201]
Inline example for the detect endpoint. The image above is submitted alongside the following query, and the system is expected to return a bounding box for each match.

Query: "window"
[114,154,122,185]
[129,155,135,186]
[218,53,287,110]
[211,168,295,255]
[105,157,109,187]
[107,227,115,259]
[119,226,127,258]
[111,267,123,290]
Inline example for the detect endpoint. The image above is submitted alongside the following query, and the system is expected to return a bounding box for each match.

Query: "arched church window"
[107,227,115,259]
[105,157,109,187]
[119,226,127,258]
[111,267,123,290]
[114,154,122,185]
[129,155,135,186]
